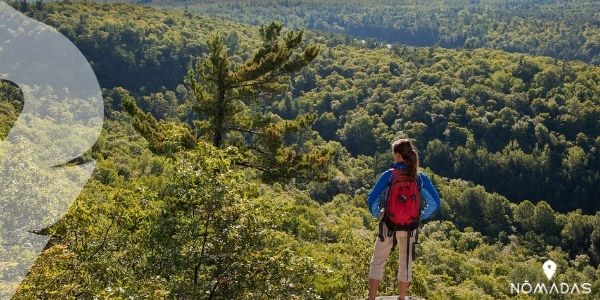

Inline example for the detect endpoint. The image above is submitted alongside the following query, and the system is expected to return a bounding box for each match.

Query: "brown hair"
[392,138,419,179]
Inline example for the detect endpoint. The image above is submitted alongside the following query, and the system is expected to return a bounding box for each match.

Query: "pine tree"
[126,22,332,182]
[185,22,320,148]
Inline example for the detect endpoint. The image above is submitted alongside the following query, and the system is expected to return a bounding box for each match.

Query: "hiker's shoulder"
[374,169,391,184]
[417,170,430,180]
[417,171,434,186]
[380,168,395,177]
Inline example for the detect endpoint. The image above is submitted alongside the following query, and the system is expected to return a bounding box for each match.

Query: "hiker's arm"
[419,173,441,220]
[367,170,392,218]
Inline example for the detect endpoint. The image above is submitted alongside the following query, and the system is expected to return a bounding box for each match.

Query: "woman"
[367,139,441,300]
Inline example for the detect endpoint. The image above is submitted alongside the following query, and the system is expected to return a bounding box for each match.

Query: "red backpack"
[382,168,420,230]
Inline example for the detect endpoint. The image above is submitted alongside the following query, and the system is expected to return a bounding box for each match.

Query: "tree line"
[149,0,600,65]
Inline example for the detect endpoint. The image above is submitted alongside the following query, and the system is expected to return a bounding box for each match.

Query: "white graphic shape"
[0,2,103,299]
[543,260,557,280]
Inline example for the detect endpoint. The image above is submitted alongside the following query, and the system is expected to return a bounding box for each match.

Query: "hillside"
[2,1,600,299]
[31,1,259,92]
[141,0,600,65]
[295,44,600,213]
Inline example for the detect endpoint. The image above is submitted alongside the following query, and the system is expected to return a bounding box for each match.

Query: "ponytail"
[392,139,419,179]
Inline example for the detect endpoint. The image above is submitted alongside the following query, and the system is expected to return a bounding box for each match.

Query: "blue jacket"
[367,162,441,219]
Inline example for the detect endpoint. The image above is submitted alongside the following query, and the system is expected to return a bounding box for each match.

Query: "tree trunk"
[213,84,226,148]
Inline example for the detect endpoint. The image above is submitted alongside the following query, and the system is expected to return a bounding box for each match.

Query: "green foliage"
[291,45,600,212]
[14,1,259,93]
[0,81,23,139]
[182,22,331,181]
[2,2,599,299]
[22,1,600,210]
[151,0,600,65]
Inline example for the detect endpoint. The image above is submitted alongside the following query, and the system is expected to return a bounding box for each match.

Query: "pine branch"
[224,124,263,136]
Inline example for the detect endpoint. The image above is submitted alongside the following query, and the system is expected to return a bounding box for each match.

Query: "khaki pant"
[368,223,417,282]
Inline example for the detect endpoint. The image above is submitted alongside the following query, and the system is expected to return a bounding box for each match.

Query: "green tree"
[185,22,320,148]
[126,22,333,181]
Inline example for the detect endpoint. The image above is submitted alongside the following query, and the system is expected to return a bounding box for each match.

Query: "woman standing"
[367,139,441,300]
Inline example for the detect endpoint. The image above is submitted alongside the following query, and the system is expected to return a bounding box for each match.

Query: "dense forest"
[19,0,600,212]
[1,1,599,299]
[134,0,600,65]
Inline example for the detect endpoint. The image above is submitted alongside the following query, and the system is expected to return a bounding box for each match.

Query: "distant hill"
[132,0,600,65]
[22,1,259,93]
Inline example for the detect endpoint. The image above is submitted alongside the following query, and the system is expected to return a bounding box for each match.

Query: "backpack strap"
[412,227,419,260]
[378,218,397,244]
[405,229,413,281]
[392,228,397,251]
[377,219,385,242]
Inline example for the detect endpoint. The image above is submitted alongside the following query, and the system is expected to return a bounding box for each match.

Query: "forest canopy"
[17,1,600,212]
[143,0,600,65]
